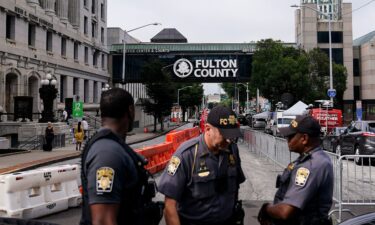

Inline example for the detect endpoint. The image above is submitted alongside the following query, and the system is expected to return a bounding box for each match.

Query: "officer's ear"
[301,133,309,145]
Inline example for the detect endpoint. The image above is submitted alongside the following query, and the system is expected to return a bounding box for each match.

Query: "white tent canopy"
[252,111,270,119]
[282,101,308,116]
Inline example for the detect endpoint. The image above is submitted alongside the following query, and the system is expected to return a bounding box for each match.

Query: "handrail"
[16,135,41,150]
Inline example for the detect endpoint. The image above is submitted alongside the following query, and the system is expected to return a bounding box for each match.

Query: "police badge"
[96,167,115,193]
[295,167,310,187]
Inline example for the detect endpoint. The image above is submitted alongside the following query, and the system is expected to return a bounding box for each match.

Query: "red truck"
[308,108,343,134]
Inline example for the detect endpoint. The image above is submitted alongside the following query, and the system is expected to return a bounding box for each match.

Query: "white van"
[271,111,296,136]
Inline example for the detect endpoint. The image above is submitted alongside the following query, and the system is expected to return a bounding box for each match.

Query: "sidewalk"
[0,123,184,175]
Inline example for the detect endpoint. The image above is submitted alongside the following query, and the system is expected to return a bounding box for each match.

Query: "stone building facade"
[0,0,109,121]
[295,0,355,121]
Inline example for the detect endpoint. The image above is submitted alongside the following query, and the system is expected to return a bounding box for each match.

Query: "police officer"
[80,88,162,225]
[257,115,333,225]
[159,106,246,225]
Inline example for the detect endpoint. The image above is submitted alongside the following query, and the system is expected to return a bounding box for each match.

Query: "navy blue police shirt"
[84,136,138,206]
[274,147,333,217]
[158,134,246,224]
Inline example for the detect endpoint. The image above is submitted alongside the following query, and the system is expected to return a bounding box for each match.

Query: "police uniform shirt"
[84,136,138,205]
[158,135,246,224]
[274,147,333,216]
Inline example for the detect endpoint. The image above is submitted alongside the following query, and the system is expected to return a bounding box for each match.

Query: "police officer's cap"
[207,106,242,139]
[279,115,321,137]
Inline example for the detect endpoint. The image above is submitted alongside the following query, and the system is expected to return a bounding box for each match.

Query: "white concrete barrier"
[0,137,10,149]
[0,164,81,219]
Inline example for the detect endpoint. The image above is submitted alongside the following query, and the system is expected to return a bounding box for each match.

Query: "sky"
[107,0,375,94]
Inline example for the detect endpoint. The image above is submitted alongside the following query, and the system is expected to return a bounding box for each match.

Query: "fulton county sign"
[173,58,238,79]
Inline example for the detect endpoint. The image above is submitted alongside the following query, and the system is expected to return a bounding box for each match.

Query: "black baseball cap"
[279,115,321,137]
[207,106,242,139]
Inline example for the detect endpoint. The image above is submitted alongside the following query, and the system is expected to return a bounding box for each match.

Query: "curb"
[0,123,189,174]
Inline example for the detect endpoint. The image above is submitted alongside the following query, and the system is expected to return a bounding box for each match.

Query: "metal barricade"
[241,129,375,223]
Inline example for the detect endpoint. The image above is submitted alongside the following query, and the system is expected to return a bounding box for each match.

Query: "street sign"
[327,89,336,98]
[72,101,83,118]
[356,100,362,121]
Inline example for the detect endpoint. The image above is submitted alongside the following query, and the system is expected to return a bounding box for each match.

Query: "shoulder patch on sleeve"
[167,156,181,176]
[295,167,310,187]
[96,167,115,193]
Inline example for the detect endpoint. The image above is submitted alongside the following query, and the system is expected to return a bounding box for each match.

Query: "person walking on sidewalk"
[257,115,333,225]
[74,121,84,151]
[82,117,89,139]
[159,105,246,225]
[80,88,162,225]
[44,122,55,151]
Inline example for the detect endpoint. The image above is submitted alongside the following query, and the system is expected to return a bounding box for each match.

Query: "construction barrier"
[136,142,174,174]
[0,165,81,219]
[138,127,200,174]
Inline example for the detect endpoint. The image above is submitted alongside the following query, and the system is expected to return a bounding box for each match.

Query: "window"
[93,51,98,67]
[101,27,104,43]
[83,0,88,7]
[84,16,88,35]
[84,46,89,64]
[93,81,98,103]
[92,21,97,38]
[353,59,360,77]
[28,24,36,46]
[91,0,96,14]
[46,31,53,52]
[60,75,66,102]
[321,48,343,65]
[6,14,16,40]
[100,3,104,20]
[354,86,360,100]
[84,80,89,103]
[101,54,105,69]
[74,42,79,61]
[317,32,343,44]
[61,37,67,57]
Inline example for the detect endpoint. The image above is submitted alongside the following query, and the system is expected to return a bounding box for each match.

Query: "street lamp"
[101,83,110,92]
[39,73,58,123]
[291,4,334,104]
[122,23,161,84]
[237,83,249,113]
[177,86,192,106]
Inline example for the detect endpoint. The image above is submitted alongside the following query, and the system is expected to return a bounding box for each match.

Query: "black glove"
[258,203,272,225]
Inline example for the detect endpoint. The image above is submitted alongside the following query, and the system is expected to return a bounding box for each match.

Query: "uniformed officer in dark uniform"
[159,106,246,225]
[80,88,162,225]
[257,115,333,225]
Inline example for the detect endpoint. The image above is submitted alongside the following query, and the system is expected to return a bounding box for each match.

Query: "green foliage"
[178,83,204,121]
[250,39,347,108]
[140,59,176,131]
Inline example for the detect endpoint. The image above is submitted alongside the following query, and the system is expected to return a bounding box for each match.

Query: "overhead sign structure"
[173,58,239,79]
[72,101,83,118]
[327,89,336,98]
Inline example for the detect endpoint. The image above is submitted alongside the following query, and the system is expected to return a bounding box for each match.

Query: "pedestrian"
[80,88,163,225]
[44,122,54,151]
[159,105,246,225]
[82,117,89,139]
[62,108,68,122]
[257,115,333,225]
[74,121,84,151]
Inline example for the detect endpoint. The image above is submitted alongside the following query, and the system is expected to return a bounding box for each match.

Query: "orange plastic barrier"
[135,127,200,174]
[136,142,174,174]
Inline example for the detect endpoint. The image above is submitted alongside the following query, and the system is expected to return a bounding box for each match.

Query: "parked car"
[322,126,347,152]
[338,212,375,225]
[336,120,375,165]
[252,118,267,129]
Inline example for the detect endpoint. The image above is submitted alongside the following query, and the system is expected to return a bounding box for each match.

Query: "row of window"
[6,14,106,69]
[83,15,105,42]
[83,0,105,20]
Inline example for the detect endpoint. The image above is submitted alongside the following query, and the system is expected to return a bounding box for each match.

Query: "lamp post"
[122,23,161,84]
[177,86,192,106]
[101,83,110,92]
[238,83,249,113]
[39,73,58,123]
[291,4,334,104]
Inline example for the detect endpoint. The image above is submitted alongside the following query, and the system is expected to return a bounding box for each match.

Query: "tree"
[250,39,347,108]
[140,60,176,132]
[178,83,204,121]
